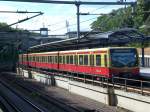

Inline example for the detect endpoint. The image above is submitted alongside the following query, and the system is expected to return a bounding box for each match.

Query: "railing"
[20,67,150,96]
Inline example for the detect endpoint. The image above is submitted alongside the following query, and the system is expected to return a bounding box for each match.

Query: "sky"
[0,0,136,35]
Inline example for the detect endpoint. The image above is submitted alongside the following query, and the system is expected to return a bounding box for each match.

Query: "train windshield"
[110,48,138,67]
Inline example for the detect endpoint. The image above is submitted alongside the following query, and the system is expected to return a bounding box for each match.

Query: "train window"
[28,56,30,61]
[84,55,88,65]
[38,56,40,62]
[38,56,39,62]
[50,56,52,63]
[44,56,46,62]
[47,56,49,63]
[44,56,46,63]
[27,56,29,61]
[41,56,43,62]
[31,56,33,62]
[51,56,53,63]
[55,56,58,63]
[46,56,48,63]
[44,56,47,63]
[96,55,101,66]
[54,56,56,63]
[36,56,38,62]
[40,56,42,62]
[66,56,69,64]
[59,56,62,63]
[39,56,41,62]
[34,56,36,62]
[104,55,107,67]
[29,56,31,62]
[63,56,65,64]
[53,56,55,63]
[32,56,34,62]
[48,56,51,63]
[52,56,54,63]
[79,55,84,65]
[90,55,94,66]
[70,55,73,64]
[42,56,44,62]
[74,55,78,65]
[28,56,30,62]
[43,56,45,63]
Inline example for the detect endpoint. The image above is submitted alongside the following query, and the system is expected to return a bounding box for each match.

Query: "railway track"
[0,73,84,112]
[1,71,149,112]
[3,69,150,96]
[0,78,46,112]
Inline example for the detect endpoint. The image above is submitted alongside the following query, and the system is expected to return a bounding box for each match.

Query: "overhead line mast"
[1,0,136,5]
[1,0,136,44]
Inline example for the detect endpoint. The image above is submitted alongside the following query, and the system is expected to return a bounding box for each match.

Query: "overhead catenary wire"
[49,4,125,33]
[50,16,98,33]
[48,5,108,27]
[49,5,109,32]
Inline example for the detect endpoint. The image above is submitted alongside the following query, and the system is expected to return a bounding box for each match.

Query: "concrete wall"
[69,81,108,105]
[115,90,150,112]
[17,68,150,112]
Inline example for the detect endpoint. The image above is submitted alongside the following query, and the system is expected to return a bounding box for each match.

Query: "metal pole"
[141,38,145,67]
[76,3,80,49]
[141,47,145,67]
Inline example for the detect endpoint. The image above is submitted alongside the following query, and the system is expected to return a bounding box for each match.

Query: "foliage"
[0,22,29,33]
[0,22,12,31]
[91,0,150,36]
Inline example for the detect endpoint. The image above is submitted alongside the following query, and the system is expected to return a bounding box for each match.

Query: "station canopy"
[28,28,150,52]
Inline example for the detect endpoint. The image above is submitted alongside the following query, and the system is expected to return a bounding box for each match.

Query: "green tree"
[91,0,150,35]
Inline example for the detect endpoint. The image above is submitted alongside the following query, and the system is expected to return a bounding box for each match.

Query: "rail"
[0,73,83,112]
[0,78,45,112]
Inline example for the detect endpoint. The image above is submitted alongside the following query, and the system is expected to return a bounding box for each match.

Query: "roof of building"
[28,28,150,52]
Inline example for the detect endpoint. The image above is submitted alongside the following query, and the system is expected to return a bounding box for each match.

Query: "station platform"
[140,67,150,79]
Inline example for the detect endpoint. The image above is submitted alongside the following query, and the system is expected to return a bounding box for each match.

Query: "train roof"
[22,47,135,56]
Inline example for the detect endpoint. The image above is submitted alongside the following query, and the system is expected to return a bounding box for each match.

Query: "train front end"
[109,48,139,78]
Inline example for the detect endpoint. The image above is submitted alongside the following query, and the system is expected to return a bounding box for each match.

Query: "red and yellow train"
[19,47,139,78]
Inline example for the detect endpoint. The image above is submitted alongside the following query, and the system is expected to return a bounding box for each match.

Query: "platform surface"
[140,67,150,79]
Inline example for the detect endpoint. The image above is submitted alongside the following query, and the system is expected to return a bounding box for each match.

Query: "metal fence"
[139,55,150,67]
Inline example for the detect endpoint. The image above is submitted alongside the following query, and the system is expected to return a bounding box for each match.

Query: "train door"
[90,53,94,74]
[74,54,78,73]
